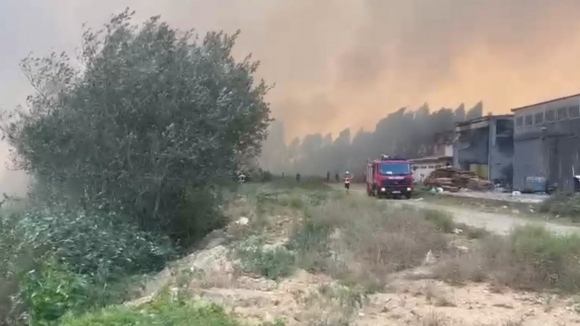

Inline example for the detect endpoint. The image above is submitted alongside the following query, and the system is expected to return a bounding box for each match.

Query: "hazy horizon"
[2,0,580,193]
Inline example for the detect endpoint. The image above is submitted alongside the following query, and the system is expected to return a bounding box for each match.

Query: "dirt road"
[344,184,580,235]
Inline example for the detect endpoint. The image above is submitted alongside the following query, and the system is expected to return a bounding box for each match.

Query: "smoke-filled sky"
[2,0,580,192]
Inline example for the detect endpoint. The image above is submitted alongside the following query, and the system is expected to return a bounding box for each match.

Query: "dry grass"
[422,310,447,326]
[227,184,454,292]
[434,225,580,293]
[538,192,580,221]
[424,281,456,307]
[289,195,449,290]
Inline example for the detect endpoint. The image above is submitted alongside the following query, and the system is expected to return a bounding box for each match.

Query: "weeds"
[436,225,580,293]
[289,195,449,287]
[269,177,331,191]
[58,296,250,326]
[317,283,369,324]
[424,210,455,233]
[237,241,296,280]
[538,193,580,221]
[422,310,446,326]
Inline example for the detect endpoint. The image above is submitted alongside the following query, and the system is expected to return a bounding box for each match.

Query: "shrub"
[260,170,274,182]
[503,226,580,291]
[424,210,455,233]
[176,186,228,250]
[58,298,247,326]
[538,193,580,221]
[2,10,272,247]
[436,225,580,292]
[17,259,94,325]
[17,208,174,282]
[237,242,295,280]
[287,215,333,272]
[0,207,175,325]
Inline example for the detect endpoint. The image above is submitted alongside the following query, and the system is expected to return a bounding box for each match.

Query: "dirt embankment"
[128,183,580,326]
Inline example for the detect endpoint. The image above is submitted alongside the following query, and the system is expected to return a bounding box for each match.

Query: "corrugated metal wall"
[513,95,580,192]
[513,138,544,191]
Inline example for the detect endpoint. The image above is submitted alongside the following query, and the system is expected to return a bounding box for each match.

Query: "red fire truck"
[366,155,414,199]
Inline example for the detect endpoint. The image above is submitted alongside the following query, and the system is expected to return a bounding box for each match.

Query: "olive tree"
[2,9,272,245]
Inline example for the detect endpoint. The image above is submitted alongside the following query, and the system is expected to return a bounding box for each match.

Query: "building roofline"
[511,93,580,112]
[455,114,513,127]
[409,155,453,163]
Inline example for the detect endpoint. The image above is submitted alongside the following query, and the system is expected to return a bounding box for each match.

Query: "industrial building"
[512,93,580,192]
[410,131,453,183]
[453,115,514,185]
[409,156,452,183]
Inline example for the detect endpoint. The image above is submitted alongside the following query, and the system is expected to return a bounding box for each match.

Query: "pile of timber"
[424,167,494,192]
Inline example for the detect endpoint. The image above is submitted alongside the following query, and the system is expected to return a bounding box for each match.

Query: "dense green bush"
[0,7,273,325]
[58,298,245,326]
[0,206,174,325]
[17,208,174,281]
[2,9,271,246]
[18,259,93,325]
[174,186,228,250]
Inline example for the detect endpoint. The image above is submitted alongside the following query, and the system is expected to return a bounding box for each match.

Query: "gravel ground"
[345,184,580,236]
[440,190,548,204]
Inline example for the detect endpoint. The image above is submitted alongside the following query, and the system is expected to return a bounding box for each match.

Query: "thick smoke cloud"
[260,103,483,177]
[2,1,580,192]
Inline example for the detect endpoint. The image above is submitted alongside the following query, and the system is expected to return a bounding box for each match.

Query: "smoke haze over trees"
[3,0,580,192]
[261,102,483,177]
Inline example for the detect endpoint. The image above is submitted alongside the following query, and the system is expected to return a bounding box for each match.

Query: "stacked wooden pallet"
[424,167,493,192]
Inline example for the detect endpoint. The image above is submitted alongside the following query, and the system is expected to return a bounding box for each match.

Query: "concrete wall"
[513,95,580,192]
[410,157,452,183]
[433,144,453,157]
[454,116,514,185]
[455,127,489,169]
[489,118,514,184]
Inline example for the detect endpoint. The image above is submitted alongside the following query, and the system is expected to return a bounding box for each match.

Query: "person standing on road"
[238,173,246,185]
[343,171,352,194]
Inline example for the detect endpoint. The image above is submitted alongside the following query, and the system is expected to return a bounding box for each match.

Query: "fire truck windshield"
[379,162,410,175]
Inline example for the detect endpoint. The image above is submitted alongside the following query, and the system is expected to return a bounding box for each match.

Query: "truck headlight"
[381,187,386,192]
[407,187,412,191]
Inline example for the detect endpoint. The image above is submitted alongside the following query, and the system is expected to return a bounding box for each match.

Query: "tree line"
[261,102,484,178]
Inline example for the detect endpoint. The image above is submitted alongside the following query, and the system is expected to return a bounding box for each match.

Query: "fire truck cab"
[366,155,413,199]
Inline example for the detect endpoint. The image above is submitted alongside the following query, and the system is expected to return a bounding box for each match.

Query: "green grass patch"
[268,177,331,191]
[58,297,279,326]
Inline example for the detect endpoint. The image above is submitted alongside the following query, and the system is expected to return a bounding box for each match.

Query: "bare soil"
[134,237,580,326]
[129,186,580,326]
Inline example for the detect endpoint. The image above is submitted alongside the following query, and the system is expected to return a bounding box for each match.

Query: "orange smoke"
[227,0,580,140]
